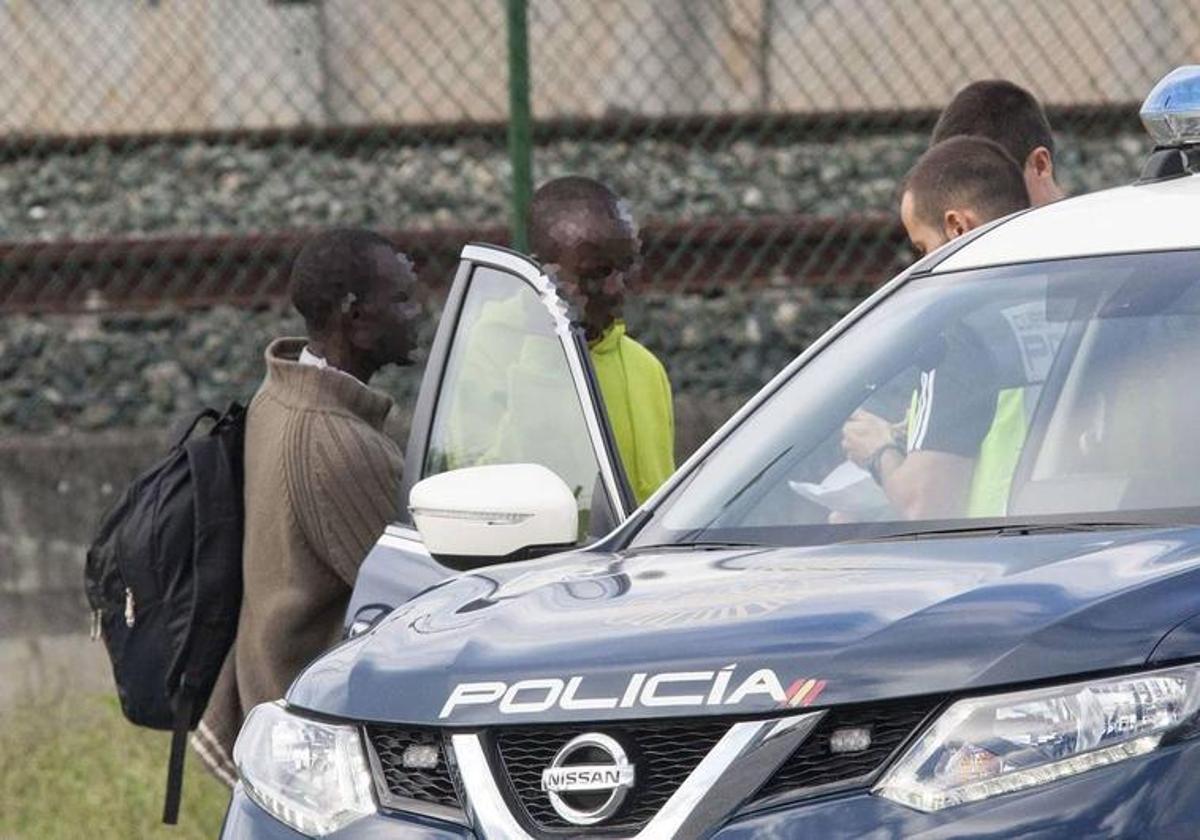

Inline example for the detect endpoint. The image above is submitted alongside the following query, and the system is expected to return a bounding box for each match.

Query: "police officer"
[842,136,1032,519]
[932,79,1066,207]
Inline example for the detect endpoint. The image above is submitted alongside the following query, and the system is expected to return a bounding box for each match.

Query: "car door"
[345,243,635,634]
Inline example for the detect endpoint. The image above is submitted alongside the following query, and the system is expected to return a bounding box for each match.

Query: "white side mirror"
[409,464,578,566]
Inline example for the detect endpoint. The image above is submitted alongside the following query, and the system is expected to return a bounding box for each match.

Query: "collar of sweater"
[260,337,394,430]
[588,319,627,355]
[297,345,365,385]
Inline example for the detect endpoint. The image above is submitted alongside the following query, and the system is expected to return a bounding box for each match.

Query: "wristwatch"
[866,442,904,484]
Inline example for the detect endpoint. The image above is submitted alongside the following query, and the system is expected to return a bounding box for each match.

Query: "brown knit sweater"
[192,338,403,785]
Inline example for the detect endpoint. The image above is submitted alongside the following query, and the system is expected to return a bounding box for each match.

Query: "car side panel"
[343,525,453,635]
[1149,610,1200,664]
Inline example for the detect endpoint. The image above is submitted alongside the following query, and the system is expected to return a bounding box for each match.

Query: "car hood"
[289,527,1200,725]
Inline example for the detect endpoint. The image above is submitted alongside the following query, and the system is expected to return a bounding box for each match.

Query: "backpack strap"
[170,408,221,450]
[162,687,195,824]
[164,423,245,695]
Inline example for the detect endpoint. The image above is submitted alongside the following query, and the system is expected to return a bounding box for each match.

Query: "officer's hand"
[842,410,895,467]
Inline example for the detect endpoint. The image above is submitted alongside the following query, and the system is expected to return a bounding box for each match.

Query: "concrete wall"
[1,0,326,133]
[0,432,163,708]
[767,0,1200,110]
[3,0,1197,136]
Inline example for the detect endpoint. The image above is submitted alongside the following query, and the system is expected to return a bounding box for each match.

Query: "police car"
[223,67,1200,838]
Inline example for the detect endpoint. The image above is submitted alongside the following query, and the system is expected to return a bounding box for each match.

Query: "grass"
[0,695,230,840]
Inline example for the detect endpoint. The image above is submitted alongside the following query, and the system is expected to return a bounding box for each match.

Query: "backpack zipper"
[90,588,136,640]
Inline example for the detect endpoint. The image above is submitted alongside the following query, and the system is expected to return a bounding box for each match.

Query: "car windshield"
[633,250,1200,548]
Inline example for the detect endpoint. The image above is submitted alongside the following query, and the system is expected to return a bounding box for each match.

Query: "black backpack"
[84,403,246,824]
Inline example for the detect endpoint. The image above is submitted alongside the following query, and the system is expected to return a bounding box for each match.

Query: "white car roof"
[933,171,1200,274]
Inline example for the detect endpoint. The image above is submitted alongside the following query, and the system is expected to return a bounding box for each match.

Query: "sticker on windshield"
[1000,300,1068,383]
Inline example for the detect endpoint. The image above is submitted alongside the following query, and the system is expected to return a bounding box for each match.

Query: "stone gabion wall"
[1,133,1149,240]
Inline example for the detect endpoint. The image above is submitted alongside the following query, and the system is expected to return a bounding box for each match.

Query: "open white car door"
[344,244,634,634]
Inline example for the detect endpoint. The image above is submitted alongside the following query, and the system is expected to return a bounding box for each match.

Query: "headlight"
[875,663,1200,812]
[234,702,376,836]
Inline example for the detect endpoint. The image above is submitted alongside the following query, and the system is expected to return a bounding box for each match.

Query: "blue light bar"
[1141,66,1200,147]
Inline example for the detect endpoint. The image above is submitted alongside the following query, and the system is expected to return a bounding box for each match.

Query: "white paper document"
[790,461,890,515]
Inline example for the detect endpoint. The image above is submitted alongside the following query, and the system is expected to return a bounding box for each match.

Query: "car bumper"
[221,739,1200,839]
[220,784,470,839]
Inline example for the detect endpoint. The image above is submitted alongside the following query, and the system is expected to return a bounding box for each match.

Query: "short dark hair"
[529,176,625,261]
[932,80,1055,166]
[904,136,1030,228]
[289,228,398,335]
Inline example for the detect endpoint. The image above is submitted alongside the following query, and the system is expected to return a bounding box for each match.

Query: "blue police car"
[222,67,1200,838]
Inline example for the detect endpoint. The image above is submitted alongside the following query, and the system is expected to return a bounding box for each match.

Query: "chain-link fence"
[1,0,1197,438]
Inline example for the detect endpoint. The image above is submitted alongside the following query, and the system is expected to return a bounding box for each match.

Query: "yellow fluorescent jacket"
[589,320,676,504]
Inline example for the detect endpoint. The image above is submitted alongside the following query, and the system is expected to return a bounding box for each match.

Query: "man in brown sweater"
[193,228,419,785]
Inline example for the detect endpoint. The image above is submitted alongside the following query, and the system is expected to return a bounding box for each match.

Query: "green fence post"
[506,0,533,252]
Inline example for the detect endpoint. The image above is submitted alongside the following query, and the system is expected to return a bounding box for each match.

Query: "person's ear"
[942,208,977,241]
[1026,146,1054,181]
[341,292,376,350]
[1023,146,1064,206]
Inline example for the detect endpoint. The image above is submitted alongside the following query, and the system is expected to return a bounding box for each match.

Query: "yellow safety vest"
[906,387,1028,518]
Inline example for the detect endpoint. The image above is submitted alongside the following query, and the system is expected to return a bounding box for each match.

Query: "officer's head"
[529,176,642,340]
[900,136,1031,258]
[289,228,421,378]
[932,79,1064,207]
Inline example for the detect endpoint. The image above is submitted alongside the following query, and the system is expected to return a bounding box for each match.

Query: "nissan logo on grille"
[540,733,636,826]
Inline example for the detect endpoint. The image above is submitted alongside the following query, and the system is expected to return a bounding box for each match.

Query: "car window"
[423,264,616,540]
[634,250,1200,548]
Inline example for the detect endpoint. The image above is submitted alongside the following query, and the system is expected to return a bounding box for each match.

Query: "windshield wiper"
[623,541,767,554]
[848,520,1182,543]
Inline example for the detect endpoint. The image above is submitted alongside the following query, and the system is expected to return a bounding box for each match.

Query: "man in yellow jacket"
[529,176,675,504]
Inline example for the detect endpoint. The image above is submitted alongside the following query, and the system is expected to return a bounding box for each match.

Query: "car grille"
[750,695,943,807]
[495,718,731,834]
[366,697,939,831]
[365,724,461,811]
